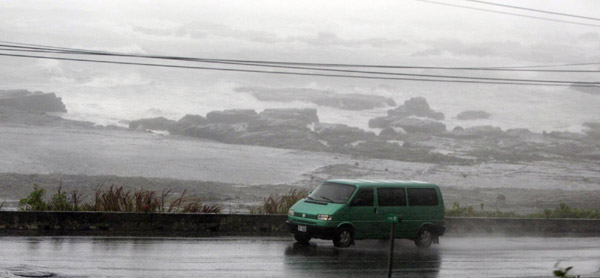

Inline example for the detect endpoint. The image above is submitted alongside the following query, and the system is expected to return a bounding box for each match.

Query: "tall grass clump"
[252,188,307,214]
[19,184,49,211]
[531,202,600,219]
[445,202,519,218]
[446,201,600,219]
[19,184,222,214]
[553,262,580,278]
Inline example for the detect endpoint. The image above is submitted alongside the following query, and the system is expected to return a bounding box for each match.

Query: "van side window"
[377,188,406,206]
[407,188,438,206]
[351,188,374,206]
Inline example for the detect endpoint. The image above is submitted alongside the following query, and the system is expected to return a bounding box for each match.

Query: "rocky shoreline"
[2,89,599,166]
[1,88,599,214]
[128,97,600,165]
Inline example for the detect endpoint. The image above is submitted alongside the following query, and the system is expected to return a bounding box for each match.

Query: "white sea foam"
[12,68,599,133]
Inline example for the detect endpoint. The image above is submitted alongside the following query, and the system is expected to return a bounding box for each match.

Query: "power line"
[0,41,600,72]
[0,44,598,85]
[1,52,598,87]
[465,0,600,22]
[2,41,600,72]
[416,0,600,28]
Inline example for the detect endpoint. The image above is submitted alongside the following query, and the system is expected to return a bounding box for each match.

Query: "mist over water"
[32,73,599,133]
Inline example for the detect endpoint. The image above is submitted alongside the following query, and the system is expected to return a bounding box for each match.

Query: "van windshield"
[307,182,356,204]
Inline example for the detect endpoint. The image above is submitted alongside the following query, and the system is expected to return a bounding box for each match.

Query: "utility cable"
[1,41,599,72]
[1,44,599,85]
[1,52,598,87]
[416,0,600,28]
[465,0,600,22]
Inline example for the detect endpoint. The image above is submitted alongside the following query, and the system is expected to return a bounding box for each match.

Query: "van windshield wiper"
[318,196,334,203]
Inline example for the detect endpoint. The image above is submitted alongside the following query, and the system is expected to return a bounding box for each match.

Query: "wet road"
[1,236,599,278]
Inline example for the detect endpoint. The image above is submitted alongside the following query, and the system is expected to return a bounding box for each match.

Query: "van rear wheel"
[333,227,353,248]
[415,227,433,248]
[294,233,311,244]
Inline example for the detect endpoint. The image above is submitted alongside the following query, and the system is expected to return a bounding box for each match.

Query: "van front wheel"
[415,227,433,248]
[294,233,311,244]
[333,227,353,248]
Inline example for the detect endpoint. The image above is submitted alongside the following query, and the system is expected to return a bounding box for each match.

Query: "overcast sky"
[2,0,599,67]
[1,0,599,131]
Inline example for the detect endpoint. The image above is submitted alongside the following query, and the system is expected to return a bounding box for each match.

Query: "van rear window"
[377,188,406,206]
[407,188,438,206]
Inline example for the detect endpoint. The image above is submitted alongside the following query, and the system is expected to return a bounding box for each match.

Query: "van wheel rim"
[420,230,432,243]
[339,231,351,245]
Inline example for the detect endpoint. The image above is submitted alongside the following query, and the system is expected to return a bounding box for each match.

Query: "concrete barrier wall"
[1,211,599,237]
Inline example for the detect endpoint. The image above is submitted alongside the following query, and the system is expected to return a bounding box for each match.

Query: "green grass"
[446,201,600,219]
[18,185,222,213]
[251,188,308,214]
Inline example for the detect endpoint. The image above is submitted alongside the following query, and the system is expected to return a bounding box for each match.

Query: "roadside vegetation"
[18,184,221,213]
[13,185,599,218]
[553,262,580,278]
[250,189,307,214]
[446,201,600,219]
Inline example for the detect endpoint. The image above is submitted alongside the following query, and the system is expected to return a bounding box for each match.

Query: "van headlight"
[288,209,294,216]
[317,214,333,221]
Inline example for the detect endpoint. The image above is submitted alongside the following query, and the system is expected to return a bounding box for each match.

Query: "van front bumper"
[287,221,337,239]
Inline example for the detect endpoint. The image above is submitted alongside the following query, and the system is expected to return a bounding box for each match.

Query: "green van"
[287,179,445,248]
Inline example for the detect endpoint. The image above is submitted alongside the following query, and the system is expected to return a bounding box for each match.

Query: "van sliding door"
[376,187,408,238]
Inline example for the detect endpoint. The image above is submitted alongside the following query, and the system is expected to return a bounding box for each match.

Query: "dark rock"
[236,87,396,111]
[387,117,446,134]
[234,129,326,151]
[206,109,258,124]
[184,123,245,141]
[259,108,319,124]
[129,117,176,130]
[315,123,377,146]
[247,117,309,132]
[0,90,66,113]
[387,106,412,118]
[248,108,319,132]
[370,115,446,134]
[505,128,533,137]
[402,97,445,120]
[178,114,207,125]
[168,114,207,134]
[447,125,503,139]
[546,131,586,140]
[429,111,445,121]
[373,97,445,129]
[379,127,406,139]
[0,89,94,127]
[457,110,491,120]
[369,116,403,129]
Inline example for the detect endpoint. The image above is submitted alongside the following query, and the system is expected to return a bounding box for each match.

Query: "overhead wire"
[1,40,599,72]
[465,0,600,22]
[416,0,600,28]
[1,45,598,85]
[0,41,598,87]
[3,52,599,87]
